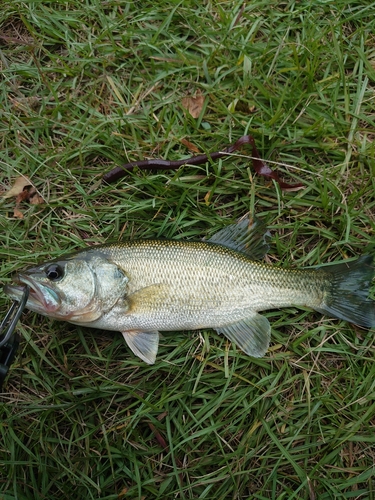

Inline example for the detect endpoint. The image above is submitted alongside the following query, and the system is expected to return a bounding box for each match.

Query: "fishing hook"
[0,285,29,390]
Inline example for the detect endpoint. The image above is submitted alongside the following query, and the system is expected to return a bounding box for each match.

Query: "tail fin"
[315,255,375,328]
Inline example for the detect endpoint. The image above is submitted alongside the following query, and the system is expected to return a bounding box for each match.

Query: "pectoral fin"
[216,313,271,357]
[122,330,160,364]
[127,284,170,313]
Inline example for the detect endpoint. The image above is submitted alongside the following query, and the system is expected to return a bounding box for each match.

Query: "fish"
[4,217,375,364]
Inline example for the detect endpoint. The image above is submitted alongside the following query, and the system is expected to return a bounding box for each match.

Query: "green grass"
[1,0,375,498]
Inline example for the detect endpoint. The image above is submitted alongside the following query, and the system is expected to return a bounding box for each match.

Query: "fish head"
[4,252,130,324]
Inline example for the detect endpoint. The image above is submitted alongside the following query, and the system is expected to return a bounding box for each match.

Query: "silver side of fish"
[4,217,375,364]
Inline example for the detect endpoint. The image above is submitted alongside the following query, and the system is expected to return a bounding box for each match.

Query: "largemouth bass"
[4,218,375,364]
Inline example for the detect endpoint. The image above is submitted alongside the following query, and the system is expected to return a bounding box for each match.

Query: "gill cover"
[18,253,129,323]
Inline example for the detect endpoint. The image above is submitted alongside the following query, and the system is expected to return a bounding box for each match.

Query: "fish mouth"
[4,274,61,314]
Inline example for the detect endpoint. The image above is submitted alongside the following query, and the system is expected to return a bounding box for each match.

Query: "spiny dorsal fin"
[208,215,271,260]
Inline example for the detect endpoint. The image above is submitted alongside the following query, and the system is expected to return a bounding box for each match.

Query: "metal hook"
[0,285,30,391]
[0,285,29,348]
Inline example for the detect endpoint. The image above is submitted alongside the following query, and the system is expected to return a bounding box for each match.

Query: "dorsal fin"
[208,215,271,260]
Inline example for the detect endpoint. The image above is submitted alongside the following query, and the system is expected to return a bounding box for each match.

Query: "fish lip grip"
[0,286,29,391]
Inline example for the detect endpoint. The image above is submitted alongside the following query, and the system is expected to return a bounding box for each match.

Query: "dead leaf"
[157,411,168,421]
[13,207,24,219]
[4,176,44,218]
[204,190,211,205]
[181,92,205,118]
[29,187,43,204]
[118,487,128,498]
[15,185,44,205]
[180,138,201,153]
[16,187,32,204]
[3,176,31,199]
[29,189,44,205]
[148,422,169,450]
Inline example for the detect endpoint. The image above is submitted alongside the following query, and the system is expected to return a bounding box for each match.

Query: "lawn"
[1,1,375,499]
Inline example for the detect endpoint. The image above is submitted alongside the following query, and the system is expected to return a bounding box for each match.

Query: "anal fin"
[216,313,271,358]
[122,330,160,364]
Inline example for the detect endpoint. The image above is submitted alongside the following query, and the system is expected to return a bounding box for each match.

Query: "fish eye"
[45,264,64,282]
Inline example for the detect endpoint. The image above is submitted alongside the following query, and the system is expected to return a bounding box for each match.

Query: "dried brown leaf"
[180,138,201,153]
[29,190,44,205]
[13,207,24,219]
[181,93,205,118]
[204,190,211,205]
[15,185,44,205]
[3,176,31,199]
[117,486,128,498]
[4,176,44,219]
[148,423,169,450]
[16,188,32,204]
